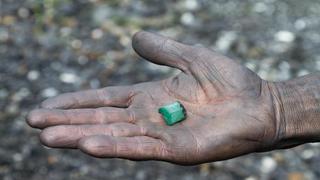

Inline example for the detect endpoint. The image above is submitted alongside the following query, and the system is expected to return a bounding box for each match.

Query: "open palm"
[27,31,280,165]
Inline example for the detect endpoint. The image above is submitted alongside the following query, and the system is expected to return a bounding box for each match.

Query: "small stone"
[254,2,268,13]
[92,5,111,24]
[77,55,89,65]
[60,27,72,37]
[90,79,100,89]
[80,165,89,175]
[245,176,258,180]
[297,70,309,77]
[316,60,320,71]
[41,87,58,98]
[0,29,9,42]
[7,103,18,114]
[0,165,9,174]
[47,156,58,164]
[180,12,195,26]
[2,15,16,25]
[200,163,210,176]
[12,88,31,102]
[295,19,307,30]
[18,8,30,18]
[63,17,78,27]
[91,28,104,39]
[0,89,9,99]
[278,61,291,81]
[71,39,82,49]
[27,70,40,81]
[301,149,315,160]
[310,143,320,147]
[215,31,237,52]
[260,156,277,173]
[13,153,23,162]
[119,36,130,46]
[184,0,199,10]
[273,152,285,163]
[287,172,305,180]
[59,73,79,84]
[135,170,146,180]
[274,31,295,43]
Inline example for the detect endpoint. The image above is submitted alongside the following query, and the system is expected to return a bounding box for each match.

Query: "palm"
[27,31,276,165]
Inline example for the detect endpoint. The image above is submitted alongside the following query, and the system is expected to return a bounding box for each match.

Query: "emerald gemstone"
[158,101,186,126]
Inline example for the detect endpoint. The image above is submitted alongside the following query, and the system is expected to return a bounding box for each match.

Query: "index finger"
[40,86,134,109]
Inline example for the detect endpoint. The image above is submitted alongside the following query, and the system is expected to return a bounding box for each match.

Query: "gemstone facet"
[158,101,186,126]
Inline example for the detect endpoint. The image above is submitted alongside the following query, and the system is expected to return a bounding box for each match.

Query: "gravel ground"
[1,0,320,179]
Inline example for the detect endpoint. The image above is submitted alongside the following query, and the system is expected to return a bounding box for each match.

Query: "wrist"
[271,74,320,148]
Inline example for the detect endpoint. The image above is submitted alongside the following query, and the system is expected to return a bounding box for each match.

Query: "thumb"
[132,31,196,72]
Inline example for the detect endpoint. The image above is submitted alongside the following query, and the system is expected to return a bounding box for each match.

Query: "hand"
[27,31,281,165]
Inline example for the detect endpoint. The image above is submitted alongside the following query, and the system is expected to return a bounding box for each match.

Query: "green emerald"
[158,101,186,126]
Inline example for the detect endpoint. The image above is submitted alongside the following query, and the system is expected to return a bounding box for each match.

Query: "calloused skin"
[27,31,284,165]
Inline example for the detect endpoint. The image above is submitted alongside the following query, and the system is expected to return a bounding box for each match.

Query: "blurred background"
[1,0,320,179]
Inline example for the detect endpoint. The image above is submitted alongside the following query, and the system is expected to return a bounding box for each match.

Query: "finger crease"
[113,138,118,157]
[127,109,136,124]
[135,137,141,157]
